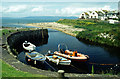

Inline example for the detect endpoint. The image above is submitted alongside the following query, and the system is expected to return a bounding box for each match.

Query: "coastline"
[26,21,120,48]
[26,22,85,37]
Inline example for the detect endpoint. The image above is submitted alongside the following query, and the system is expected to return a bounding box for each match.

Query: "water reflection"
[77,38,120,63]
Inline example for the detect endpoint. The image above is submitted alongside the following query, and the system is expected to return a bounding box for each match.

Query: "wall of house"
[89,11,98,19]
[79,13,86,19]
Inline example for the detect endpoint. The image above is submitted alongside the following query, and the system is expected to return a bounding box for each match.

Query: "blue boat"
[25,51,46,65]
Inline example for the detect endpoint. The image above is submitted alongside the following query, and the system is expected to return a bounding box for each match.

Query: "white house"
[79,12,89,19]
[107,11,119,20]
[89,11,99,19]
[79,10,119,23]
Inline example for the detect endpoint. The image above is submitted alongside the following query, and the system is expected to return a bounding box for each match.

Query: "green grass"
[0,30,2,37]
[57,19,120,47]
[1,27,34,36]
[1,59,46,77]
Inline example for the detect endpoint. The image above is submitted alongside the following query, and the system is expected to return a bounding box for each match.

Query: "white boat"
[45,53,71,65]
[23,41,36,52]
[25,51,46,65]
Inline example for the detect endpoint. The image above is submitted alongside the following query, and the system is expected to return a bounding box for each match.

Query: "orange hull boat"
[54,50,89,62]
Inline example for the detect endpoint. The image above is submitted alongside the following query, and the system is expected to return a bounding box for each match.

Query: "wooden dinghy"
[54,44,89,62]
[45,53,71,65]
[23,41,36,52]
[25,51,46,65]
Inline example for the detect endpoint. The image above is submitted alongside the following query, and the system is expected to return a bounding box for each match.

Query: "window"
[95,16,96,18]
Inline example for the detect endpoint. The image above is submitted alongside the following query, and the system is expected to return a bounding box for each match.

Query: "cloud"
[56,5,111,15]
[31,6,43,12]
[3,5,27,13]
[0,6,7,12]
[102,6,111,10]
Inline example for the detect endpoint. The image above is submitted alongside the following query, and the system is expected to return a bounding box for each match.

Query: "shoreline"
[26,21,120,48]
[26,22,85,37]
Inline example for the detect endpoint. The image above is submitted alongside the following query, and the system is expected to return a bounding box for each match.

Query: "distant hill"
[24,16,78,19]
[2,16,78,24]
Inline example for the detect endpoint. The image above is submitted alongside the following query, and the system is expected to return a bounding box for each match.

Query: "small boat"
[54,44,89,62]
[25,51,46,65]
[45,51,71,65]
[23,41,36,52]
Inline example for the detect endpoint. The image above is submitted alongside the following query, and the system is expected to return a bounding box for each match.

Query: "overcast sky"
[1,0,119,17]
[1,0,120,2]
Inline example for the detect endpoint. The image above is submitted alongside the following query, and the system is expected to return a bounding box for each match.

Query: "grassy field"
[57,19,120,47]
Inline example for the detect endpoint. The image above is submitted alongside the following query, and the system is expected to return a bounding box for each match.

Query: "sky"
[1,0,120,2]
[1,0,119,17]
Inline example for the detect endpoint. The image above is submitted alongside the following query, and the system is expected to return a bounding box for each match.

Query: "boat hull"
[69,58,88,62]
[25,52,46,68]
[23,42,36,51]
[25,56,45,65]
[46,58,71,66]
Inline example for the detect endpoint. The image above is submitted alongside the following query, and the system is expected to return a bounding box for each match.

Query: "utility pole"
[118,1,120,21]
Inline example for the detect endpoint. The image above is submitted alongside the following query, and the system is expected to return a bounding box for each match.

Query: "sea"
[2,16,78,28]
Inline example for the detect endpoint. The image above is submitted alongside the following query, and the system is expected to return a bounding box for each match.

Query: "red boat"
[54,44,89,62]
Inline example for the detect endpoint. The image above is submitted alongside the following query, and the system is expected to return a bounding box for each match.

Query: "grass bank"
[1,59,46,77]
[2,27,34,36]
[56,19,120,48]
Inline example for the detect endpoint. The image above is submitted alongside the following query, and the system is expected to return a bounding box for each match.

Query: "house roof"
[107,10,118,15]
[89,11,92,13]
[95,11,104,16]
[102,10,109,13]
[84,12,89,15]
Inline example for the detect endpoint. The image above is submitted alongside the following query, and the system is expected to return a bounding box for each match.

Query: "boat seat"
[29,53,37,57]
[24,44,30,47]
[53,55,58,59]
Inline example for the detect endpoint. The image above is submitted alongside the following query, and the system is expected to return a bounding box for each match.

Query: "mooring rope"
[88,62,120,66]
[44,61,57,71]
[70,64,83,72]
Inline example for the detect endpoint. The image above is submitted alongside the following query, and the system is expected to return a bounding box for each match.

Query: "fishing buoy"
[28,59,31,61]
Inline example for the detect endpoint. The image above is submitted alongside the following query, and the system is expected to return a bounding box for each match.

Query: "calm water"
[3,17,120,74]
[18,28,120,74]
[36,29,120,64]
